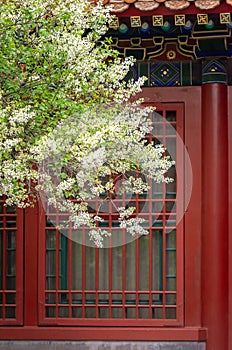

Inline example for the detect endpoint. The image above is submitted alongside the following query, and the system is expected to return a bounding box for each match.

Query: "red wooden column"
[201,84,228,350]
[24,204,39,326]
[229,86,232,350]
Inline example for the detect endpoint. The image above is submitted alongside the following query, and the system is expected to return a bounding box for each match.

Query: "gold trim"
[153,36,165,45]
[130,16,141,27]
[152,15,163,26]
[197,14,208,25]
[220,13,231,24]
[130,37,142,46]
[192,19,230,37]
[111,38,119,46]
[178,35,188,44]
[109,17,119,29]
[167,50,176,60]
[148,37,165,59]
[177,37,197,58]
[124,47,146,60]
[192,29,230,39]
[165,41,196,59]
[175,15,186,26]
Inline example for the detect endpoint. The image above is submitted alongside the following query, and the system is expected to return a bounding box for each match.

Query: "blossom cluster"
[0,0,175,247]
[34,103,174,247]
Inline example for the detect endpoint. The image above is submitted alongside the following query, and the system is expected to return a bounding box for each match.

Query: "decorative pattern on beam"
[125,58,230,86]
[107,13,232,60]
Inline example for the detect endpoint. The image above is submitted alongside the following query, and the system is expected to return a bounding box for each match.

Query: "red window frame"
[0,198,23,325]
[38,102,184,327]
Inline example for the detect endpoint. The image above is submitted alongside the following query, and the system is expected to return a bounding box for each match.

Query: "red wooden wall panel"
[0,86,218,345]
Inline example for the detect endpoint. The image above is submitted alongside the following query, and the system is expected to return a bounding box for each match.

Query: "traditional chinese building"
[0,1,232,350]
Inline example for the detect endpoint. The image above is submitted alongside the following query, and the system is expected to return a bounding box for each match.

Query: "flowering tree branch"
[0,0,174,247]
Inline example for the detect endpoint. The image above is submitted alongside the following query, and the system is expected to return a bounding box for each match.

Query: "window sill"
[0,326,207,341]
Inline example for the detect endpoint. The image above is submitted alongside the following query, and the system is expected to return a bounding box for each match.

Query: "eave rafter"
[90,0,232,13]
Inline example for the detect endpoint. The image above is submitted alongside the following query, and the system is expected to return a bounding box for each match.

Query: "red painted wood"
[175,104,184,326]
[15,208,24,325]
[95,246,99,319]
[68,225,72,318]
[37,101,184,327]
[183,89,202,327]
[116,2,232,17]
[149,191,153,320]
[24,204,39,326]
[201,84,228,350]
[228,86,232,350]
[2,86,205,341]
[2,207,6,321]
[38,205,46,322]
[0,326,207,341]
[140,87,202,327]
[0,202,24,325]
[108,208,113,319]
[55,214,59,318]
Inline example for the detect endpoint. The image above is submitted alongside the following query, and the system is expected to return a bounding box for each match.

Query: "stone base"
[0,341,206,350]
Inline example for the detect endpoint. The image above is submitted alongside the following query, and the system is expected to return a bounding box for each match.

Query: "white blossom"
[88,229,111,248]
[118,206,136,219]
[9,108,36,125]
[0,0,175,247]
[120,217,148,237]
[72,212,94,228]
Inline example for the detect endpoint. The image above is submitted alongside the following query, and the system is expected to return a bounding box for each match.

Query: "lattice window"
[0,196,23,325]
[39,104,184,326]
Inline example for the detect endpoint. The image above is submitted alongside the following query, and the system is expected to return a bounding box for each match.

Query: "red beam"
[116,3,232,17]
[0,326,207,341]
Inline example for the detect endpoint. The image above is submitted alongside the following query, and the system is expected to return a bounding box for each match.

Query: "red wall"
[0,86,231,349]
